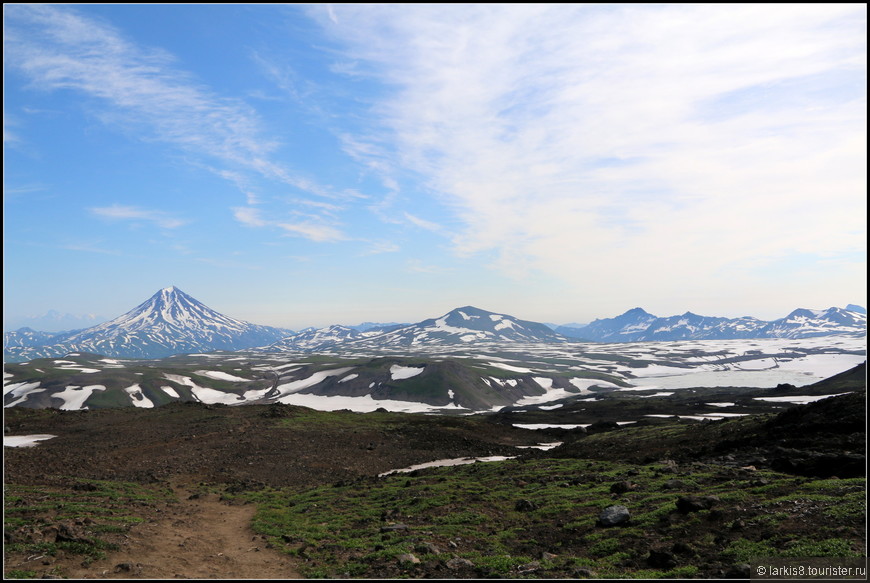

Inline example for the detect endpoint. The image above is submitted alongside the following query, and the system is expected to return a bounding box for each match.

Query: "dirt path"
[67,479,301,579]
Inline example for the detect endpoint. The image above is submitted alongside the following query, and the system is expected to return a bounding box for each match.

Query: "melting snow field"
[194,370,251,382]
[389,365,425,380]
[753,392,852,404]
[624,353,866,391]
[4,434,57,448]
[54,385,107,410]
[124,384,155,408]
[379,455,517,476]
[276,392,469,413]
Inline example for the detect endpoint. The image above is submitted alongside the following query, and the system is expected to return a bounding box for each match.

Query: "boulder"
[396,553,420,564]
[446,557,474,569]
[598,505,631,527]
[515,499,538,511]
[610,480,636,494]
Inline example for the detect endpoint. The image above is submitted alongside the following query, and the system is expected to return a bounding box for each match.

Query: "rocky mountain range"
[3,287,866,362]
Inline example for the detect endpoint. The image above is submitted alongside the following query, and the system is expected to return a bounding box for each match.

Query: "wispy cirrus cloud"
[232,206,345,243]
[90,204,187,229]
[61,240,123,256]
[360,240,400,256]
[313,4,866,313]
[4,3,348,243]
[403,212,445,235]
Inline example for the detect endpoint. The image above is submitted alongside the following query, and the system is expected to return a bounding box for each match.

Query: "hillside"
[4,365,865,579]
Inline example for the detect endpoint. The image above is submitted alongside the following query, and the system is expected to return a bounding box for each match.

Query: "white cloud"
[403,212,444,234]
[277,221,345,243]
[90,204,186,229]
[62,241,122,255]
[232,206,269,228]
[360,241,400,255]
[233,205,346,243]
[317,4,866,310]
[4,4,341,216]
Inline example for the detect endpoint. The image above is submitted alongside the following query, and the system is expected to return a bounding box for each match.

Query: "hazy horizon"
[3,284,866,333]
[4,4,866,331]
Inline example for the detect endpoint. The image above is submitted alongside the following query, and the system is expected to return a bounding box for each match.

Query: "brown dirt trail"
[65,479,301,579]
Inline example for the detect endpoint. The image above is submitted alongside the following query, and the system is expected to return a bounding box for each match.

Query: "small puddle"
[4,434,57,448]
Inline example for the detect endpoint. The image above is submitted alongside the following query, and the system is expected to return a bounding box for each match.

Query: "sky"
[3,3,867,331]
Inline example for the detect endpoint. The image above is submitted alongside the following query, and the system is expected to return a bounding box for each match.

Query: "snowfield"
[389,365,425,380]
[194,370,251,382]
[54,385,107,410]
[4,434,57,448]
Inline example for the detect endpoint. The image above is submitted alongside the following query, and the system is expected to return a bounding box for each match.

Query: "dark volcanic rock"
[676,495,719,513]
[588,420,620,433]
[610,480,636,494]
[515,499,538,511]
[647,549,677,569]
[598,505,631,526]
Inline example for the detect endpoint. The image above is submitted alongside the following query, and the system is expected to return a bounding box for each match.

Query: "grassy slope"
[232,455,864,579]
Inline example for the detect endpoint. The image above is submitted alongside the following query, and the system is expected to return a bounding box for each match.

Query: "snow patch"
[276,392,470,414]
[164,373,244,405]
[389,365,424,380]
[380,455,515,476]
[4,434,57,448]
[160,386,180,399]
[753,392,851,404]
[194,370,251,382]
[4,382,45,408]
[275,367,356,398]
[53,385,106,410]
[487,362,532,373]
[124,384,154,408]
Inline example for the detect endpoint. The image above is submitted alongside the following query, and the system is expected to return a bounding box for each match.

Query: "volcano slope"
[4,366,866,579]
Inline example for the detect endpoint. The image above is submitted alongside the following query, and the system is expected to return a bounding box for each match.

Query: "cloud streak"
[90,204,187,229]
[4,3,348,243]
[315,4,866,311]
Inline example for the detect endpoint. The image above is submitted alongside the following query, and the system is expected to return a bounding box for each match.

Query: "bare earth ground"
[54,478,300,580]
[76,483,300,579]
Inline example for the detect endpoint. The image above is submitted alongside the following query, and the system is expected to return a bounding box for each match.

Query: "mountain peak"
[4,288,290,360]
[623,307,655,317]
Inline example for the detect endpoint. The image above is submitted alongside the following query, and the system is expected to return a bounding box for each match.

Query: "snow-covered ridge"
[567,306,865,342]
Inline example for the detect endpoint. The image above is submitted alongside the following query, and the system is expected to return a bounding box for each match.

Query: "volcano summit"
[4,287,291,361]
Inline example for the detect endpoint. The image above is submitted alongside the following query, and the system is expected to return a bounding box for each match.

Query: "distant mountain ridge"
[3,309,107,333]
[4,288,866,362]
[263,306,569,352]
[4,287,292,361]
[559,306,866,342]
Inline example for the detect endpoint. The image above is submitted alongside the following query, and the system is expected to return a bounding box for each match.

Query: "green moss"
[781,538,862,558]
[4,570,38,579]
[722,538,778,563]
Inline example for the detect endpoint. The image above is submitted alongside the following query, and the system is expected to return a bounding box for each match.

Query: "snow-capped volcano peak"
[5,287,291,360]
[86,286,249,333]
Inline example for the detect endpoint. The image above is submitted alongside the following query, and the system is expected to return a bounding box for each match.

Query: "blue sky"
[4,4,866,331]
